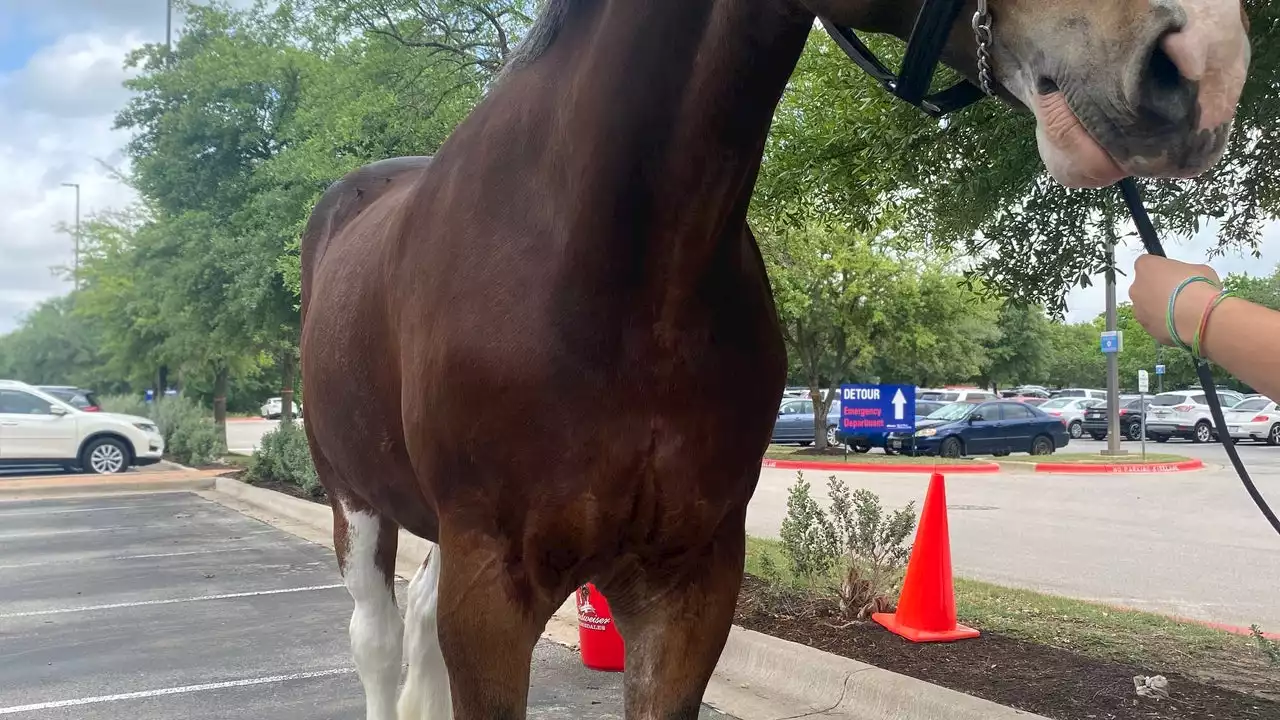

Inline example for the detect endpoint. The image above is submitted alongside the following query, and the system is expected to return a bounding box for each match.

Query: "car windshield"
[1150,394,1188,406]
[1233,398,1271,412]
[1039,398,1074,410]
[927,402,974,422]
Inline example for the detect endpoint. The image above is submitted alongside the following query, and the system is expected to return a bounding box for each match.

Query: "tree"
[754,2,1280,313]
[981,303,1051,391]
[763,227,1001,448]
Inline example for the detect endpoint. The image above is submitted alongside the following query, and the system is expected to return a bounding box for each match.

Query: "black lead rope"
[1118,179,1280,536]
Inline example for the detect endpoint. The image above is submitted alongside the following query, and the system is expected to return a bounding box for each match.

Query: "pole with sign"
[1100,329,1125,456]
[1138,370,1150,462]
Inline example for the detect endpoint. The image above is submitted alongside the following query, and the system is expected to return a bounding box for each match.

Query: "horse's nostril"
[1146,42,1182,93]
[1137,34,1196,124]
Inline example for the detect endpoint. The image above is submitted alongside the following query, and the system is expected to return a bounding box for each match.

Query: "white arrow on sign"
[891,389,906,420]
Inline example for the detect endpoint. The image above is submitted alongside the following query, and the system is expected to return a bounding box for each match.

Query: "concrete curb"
[1033,458,1204,474]
[762,457,1000,474]
[204,476,1048,720]
[0,471,216,500]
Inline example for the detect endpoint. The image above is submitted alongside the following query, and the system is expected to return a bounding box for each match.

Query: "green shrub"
[102,393,224,466]
[778,471,838,585]
[99,394,150,418]
[247,421,322,497]
[776,471,917,619]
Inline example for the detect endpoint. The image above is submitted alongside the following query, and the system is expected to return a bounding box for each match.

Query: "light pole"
[166,0,173,56]
[60,182,81,290]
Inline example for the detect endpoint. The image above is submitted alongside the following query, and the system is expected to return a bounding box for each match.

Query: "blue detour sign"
[840,384,916,434]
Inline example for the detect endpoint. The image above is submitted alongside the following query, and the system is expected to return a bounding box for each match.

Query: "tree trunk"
[280,354,296,424]
[158,365,169,396]
[811,382,831,450]
[212,365,229,452]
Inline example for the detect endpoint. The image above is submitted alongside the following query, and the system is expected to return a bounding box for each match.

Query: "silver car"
[1036,397,1104,440]
[1145,389,1244,443]
[1225,397,1280,445]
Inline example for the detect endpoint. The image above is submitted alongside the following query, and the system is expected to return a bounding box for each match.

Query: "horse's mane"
[503,0,587,74]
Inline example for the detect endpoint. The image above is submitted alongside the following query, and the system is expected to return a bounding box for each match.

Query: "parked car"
[1036,397,1103,440]
[1225,397,1280,445]
[1082,396,1151,440]
[772,398,841,447]
[917,388,999,403]
[0,379,164,474]
[1185,385,1247,407]
[1145,390,1237,443]
[261,396,303,420]
[1005,395,1048,407]
[914,399,947,418]
[1050,388,1108,401]
[36,385,101,412]
[886,400,1069,458]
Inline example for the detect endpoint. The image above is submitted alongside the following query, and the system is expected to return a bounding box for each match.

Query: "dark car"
[1082,397,1150,441]
[36,385,101,412]
[839,398,950,453]
[886,400,1070,458]
[771,398,842,447]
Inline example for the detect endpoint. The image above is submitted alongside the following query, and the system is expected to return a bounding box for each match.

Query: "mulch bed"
[734,576,1279,720]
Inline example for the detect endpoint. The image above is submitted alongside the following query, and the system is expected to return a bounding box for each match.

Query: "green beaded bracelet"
[1166,275,1218,352]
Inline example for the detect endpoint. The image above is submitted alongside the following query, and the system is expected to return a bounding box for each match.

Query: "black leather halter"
[819,0,986,118]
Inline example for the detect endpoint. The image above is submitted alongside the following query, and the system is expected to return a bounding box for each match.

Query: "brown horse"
[298,0,1248,718]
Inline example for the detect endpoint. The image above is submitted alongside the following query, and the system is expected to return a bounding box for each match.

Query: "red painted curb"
[1033,458,1204,474]
[761,458,1001,474]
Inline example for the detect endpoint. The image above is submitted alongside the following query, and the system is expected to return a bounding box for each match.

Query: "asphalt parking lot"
[0,491,729,719]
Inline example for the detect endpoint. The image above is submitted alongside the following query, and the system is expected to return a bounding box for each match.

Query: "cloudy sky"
[0,2,1277,334]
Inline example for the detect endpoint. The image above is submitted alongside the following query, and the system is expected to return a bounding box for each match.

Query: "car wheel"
[1126,422,1143,441]
[851,443,871,454]
[81,437,130,475]
[1153,434,1170,443]
[1089,432,1106,441]
[1030,435,1054,456]
[826,425,839,448]
[1193,421,1213,444]
[1269,424,1280,446]
[939,437,963,459]
[1068,421,1083,439]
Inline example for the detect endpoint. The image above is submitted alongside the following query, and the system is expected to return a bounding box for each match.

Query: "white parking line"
[0,502,195,518]
[0,547,255,571]
[0,668,356,715]
[0,526,276,541]
[0,584,345,619]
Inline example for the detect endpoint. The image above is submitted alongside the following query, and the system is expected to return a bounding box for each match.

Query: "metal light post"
[1102,229,1126,456]
[166,0,173,56]
[60,182,81,290]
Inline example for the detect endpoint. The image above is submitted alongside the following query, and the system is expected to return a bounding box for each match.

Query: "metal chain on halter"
[971,0,995,96]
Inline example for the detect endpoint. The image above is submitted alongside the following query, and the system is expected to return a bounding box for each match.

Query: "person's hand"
[1129,255,1220,346]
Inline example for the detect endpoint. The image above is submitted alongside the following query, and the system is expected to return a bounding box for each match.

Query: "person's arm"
[1130,255,1280,400]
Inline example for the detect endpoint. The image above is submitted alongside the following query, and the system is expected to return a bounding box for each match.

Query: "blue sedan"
[838,398,950,453]
[886,400,1070,458]
[771,397,842,446]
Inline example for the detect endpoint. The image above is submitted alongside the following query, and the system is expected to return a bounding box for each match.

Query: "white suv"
[1144,389,1243,443]
[0,380,165,474]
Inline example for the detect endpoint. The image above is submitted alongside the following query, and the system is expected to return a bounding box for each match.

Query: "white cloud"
[0,30,145,332]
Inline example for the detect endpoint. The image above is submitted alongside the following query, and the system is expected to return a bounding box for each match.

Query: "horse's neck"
[492,0,813,259]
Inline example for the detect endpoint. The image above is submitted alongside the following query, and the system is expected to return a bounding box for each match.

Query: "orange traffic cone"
[872,472,979,643]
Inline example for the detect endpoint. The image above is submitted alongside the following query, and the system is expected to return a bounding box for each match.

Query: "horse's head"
[807,0,1251,188]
